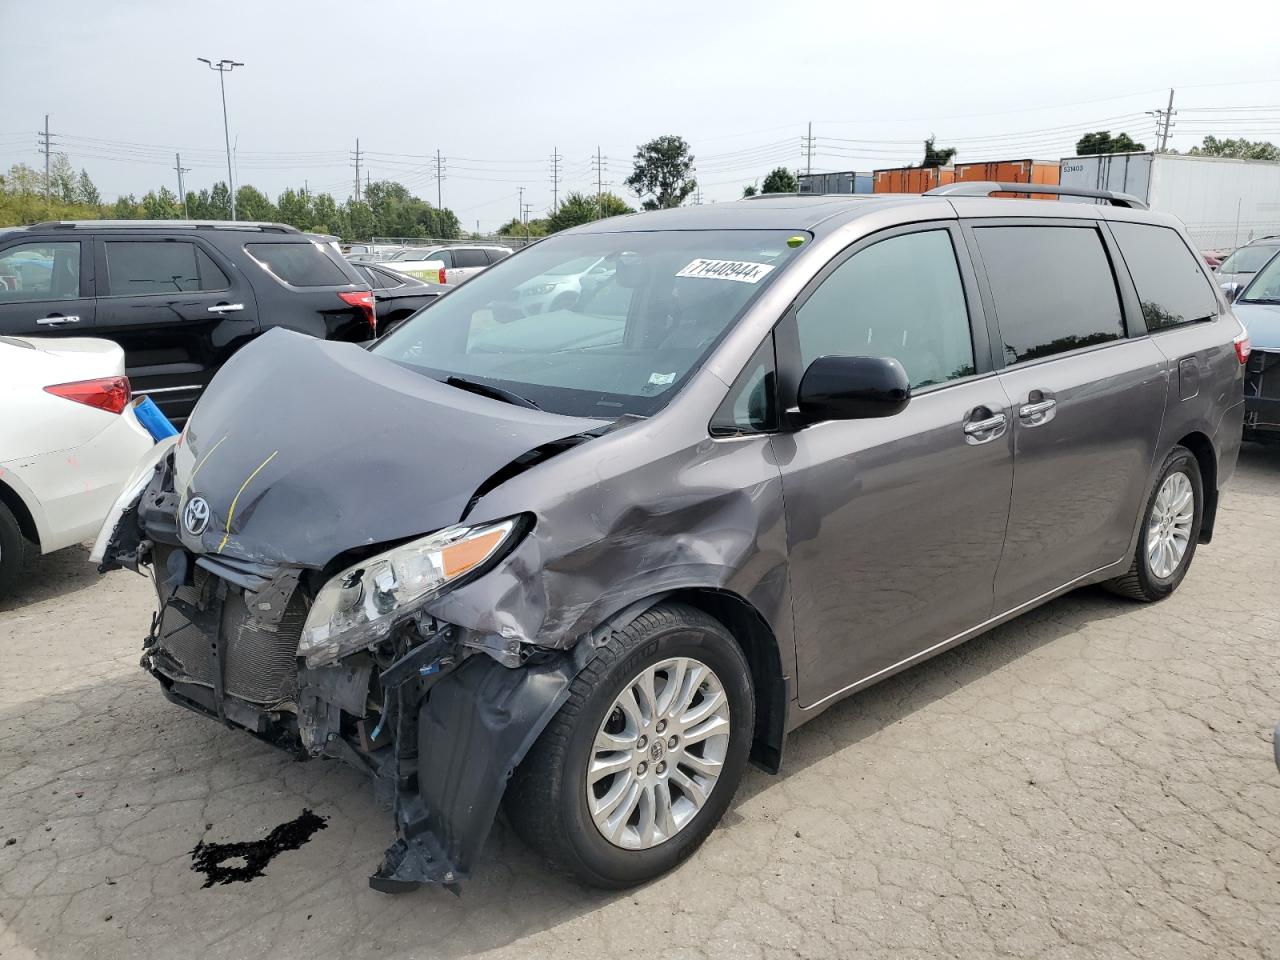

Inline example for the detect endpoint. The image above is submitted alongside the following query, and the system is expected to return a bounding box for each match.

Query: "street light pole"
[198,57,244,220]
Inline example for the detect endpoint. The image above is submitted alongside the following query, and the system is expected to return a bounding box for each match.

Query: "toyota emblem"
[183,496,211,536]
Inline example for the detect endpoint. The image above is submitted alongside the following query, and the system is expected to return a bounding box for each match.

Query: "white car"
[0,335,154,595]
[381,245,512,285]
[514,255,615,314]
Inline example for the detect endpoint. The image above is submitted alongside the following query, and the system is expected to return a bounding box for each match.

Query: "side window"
[196,248,230,290]
[372,268,402,290]
[795,229,975,389]
[0,242,81,302]
[432,250,455,269]
[710,336,777,436]
[453,248,489,268]
[105,241,203,295]
[1109,222,1218,331]
[974,225,1125,364]
[486,248,510,264]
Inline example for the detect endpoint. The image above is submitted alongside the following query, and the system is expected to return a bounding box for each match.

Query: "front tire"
[505,603,754,888]
[1105,445,1203,602]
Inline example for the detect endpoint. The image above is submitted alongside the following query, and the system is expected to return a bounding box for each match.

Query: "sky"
[3,0,1279,232]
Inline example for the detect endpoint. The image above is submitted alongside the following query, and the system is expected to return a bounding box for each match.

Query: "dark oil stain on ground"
[190,809,328,887]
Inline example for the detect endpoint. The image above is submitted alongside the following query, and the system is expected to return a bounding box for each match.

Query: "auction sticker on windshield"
[675,258,776,283]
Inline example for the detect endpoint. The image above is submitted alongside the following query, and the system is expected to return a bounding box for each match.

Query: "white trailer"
[1058,152,1280,251]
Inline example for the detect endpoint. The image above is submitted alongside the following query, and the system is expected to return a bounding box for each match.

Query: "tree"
[742,184,757,197]
[625,135,697,210]
[1075,131,1146,155]
[922,137,957,168]
[235,185,279,222]
[208,181,232,219]
[545,191,634,232]
[309,193,339,234]
[75,170,101,206]
[761,167,798,194]
[1189,136,1280,161]
[111,195,142,219]
[276,188,313,229]
[496,216,547,238]
[141,187,181,219]
[48,153,78,203]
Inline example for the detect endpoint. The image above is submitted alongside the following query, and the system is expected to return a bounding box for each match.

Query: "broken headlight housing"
[298,518,520,667]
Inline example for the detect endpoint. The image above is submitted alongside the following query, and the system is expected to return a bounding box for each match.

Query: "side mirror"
[796,355,911,422]
[1221,281,1244,303]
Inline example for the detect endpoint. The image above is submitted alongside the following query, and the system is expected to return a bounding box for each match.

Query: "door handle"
[36,315,80,325]
[207,303,245,314]
[1018,398,1057,424]
[963,412,1007,443]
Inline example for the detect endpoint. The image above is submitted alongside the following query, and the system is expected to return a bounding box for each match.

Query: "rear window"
[453,248,489,268]
[246,241,349,287]
[974,225,1125,364]
[486,248,510,264]
[1110,222,1217,331]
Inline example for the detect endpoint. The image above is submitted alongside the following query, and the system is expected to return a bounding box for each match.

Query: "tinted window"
[795,229,975,389]
[196,248,230,290]
[486,248,511,264]
[453,248,489,268]
[246,242,349,286]
[1110,222,1217,331]
[370,267,403,289]
[105,241,211,295]
[0,242,80,302]
[974,226,1124,364]
[710,336,777,436]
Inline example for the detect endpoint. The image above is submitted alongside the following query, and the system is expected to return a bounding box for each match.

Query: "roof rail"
[923,182,1148,210]
[24,219,302,232]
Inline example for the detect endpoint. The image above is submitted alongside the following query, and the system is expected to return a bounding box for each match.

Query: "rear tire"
[0,502,36,600]
[1105,445,1203,602]
[505,602,754,888]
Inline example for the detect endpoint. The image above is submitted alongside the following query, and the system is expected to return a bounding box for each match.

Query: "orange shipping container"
[872,166,955,194]
[953,160,1060,199]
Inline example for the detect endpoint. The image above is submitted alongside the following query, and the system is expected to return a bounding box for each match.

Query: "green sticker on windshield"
[787,235,805,248]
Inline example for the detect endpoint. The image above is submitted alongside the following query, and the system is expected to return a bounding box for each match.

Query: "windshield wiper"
[444,375,541,410]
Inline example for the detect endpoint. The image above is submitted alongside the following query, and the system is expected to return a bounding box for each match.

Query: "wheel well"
[1176,431,1217,543]
[664,588,787,774]
[0,478,39,546]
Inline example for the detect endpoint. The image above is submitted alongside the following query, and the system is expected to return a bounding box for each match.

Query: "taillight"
[1235,333,1251,364]
[438,267,447,285]
[339,289,376,334]
[44,376,131,414]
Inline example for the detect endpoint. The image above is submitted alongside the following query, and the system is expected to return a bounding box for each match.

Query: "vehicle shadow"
[0,581,1138,959]
[0,542,106,613]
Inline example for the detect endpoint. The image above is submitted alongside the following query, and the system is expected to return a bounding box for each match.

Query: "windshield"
[1220,243,1280,275]
[1239,250,1280,303]
[372,229,804,417]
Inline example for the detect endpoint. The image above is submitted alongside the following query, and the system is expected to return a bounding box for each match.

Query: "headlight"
[521,283,556,297]
[298,517,520,667]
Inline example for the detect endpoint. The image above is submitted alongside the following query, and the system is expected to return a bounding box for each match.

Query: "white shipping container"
[1058,152,1280,250]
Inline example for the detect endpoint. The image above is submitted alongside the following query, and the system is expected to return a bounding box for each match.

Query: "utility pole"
[174,153,192,217]
[38,115,55,209]
[197,58,244,219]
[804,121,814,177]
[1149,89,1177,153]
[434,149,445,209]
[521,201,533,241]
[351,138,362,201]
[550,147,562,213]
[592,146,606,219]
[517,186,524,237]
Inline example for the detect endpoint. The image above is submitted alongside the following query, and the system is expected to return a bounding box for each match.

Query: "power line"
[350,137,362,201]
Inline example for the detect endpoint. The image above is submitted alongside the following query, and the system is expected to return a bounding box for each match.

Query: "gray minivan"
[95,183,1247,893]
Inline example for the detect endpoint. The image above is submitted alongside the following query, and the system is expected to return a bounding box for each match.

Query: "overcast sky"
[3,0,1279,231]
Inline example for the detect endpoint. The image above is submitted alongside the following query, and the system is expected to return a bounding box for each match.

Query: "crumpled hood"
[1235,301,1280,350]
[172,328,606,566]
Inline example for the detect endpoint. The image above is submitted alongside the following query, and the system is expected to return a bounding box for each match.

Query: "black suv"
[0,221,374,422]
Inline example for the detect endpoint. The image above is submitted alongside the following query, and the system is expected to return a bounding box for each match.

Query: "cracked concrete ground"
[1,445,1277,960]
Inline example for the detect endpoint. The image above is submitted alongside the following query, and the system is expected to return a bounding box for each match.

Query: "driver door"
[774,223,1015,709]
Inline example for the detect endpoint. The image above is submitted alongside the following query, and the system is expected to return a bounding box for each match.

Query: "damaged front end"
[98,459,584,891]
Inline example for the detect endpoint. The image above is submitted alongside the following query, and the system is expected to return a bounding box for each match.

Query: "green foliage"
[1189,136,1280,161]
[922,137,957,167]
[625,135,697,210]
[496,216,548,238]
[545,191,634,233]
[742,184,757,197]
[761,167,798,193]
[235,185,279,222]
[1075,131,1146,155]
[141,187,182,219]
[76,170,100,206]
